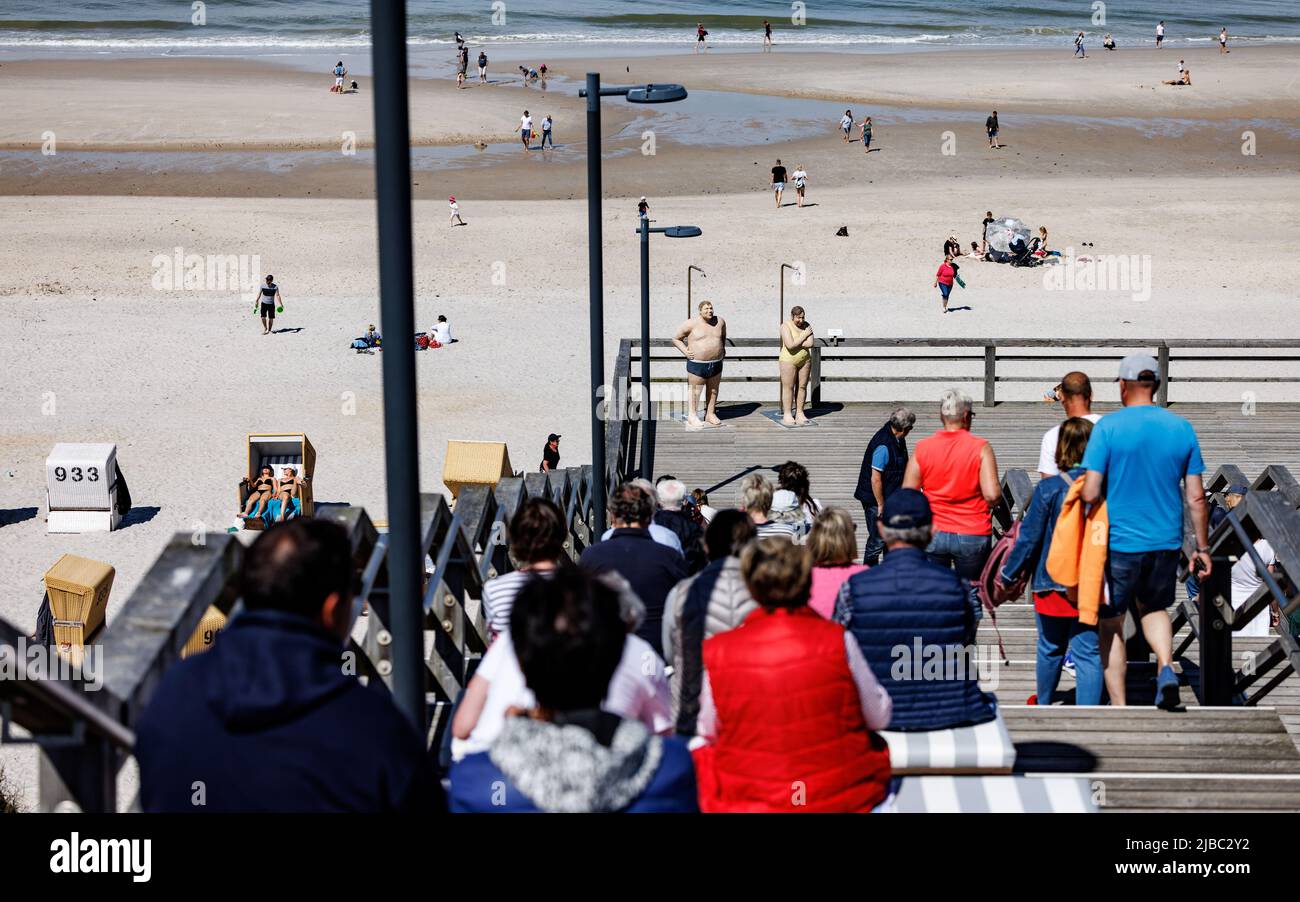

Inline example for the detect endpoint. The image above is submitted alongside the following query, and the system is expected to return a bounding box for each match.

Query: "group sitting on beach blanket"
[238,465,308,527]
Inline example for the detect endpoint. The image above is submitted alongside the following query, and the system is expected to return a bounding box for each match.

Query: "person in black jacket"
[135,519,443,813]
[580,482,687,657]
[653,476,707,574]
[854,407,915,565]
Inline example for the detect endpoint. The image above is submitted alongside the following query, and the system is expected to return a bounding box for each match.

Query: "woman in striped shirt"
[481,497,568,640]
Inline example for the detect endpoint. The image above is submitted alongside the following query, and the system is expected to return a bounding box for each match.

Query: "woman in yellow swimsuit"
[779,306,814,426]
[242,466,277,520]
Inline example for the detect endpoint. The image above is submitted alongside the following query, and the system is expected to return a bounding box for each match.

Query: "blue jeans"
[541,130,553,147]
[925,531,990,624]
[860,503,884,565]
[1036,612,1102,705]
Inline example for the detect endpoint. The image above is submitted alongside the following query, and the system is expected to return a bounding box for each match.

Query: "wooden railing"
[623,337,1300,408]
[0,467,607,812]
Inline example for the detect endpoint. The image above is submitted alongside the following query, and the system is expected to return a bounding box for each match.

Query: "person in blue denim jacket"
[1000,417,1103,705]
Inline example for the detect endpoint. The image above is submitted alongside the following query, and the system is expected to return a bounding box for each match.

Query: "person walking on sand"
[540,114,554,149]
[860,115,873,152]
[763,20,773,51]
[638,196,650,221]
[331,61,347,93]
[1073,32,1086,58]
[673,300,726,428]
[779,306,814,426]
[1219,27,1229,53]
[791,164,808,208]
[986,110,1000,148]
[520,110,533,151]
[448,196,466,226]
[1155,21,1165,49]
[839,109,854,143]
[934,255,957,313]
[477,50,488,83]
[456,45,469,88]
[696,22,708,52]
[253,275,283,335]
[771,159,788,209]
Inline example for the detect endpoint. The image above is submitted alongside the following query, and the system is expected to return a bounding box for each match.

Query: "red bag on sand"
[429,339,442,349]
[416,335,430,350]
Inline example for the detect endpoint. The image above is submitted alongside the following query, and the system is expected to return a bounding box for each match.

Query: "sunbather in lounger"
[241,466,277,520]
[275,467,309,522]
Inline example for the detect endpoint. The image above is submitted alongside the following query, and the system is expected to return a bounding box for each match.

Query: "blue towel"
[244,496,302,527]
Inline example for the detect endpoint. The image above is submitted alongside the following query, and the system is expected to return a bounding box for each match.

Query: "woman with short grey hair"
[738,473,796,541]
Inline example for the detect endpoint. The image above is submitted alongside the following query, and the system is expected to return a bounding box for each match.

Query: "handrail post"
[1198,559,1234,705]
[1157,345,1170,407]
[810,345,822,407]
[984,345,996,408]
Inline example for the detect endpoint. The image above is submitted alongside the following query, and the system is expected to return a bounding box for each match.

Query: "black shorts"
[260,302,275,319]
[1100,549,1179,619]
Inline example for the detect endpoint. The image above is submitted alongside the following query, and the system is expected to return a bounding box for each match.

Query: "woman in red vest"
[693,538,893,812]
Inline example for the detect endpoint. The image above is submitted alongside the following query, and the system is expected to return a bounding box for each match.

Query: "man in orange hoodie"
[1080,355,1212,709]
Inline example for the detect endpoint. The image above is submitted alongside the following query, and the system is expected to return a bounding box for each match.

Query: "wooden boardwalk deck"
[650,401,1300,811]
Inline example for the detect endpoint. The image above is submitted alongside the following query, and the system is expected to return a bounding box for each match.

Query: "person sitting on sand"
[673,300,727,428]
[967,241,985,260]
[275,467,308,523]
[242,466,277,521]
[943,234,961,258]
[1103,34,1116,51]
[431,315,454,346]
[779,306,815,426]
[1163,67,1191,86]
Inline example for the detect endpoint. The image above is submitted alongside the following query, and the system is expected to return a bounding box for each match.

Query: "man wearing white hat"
[1080,354,1211,710]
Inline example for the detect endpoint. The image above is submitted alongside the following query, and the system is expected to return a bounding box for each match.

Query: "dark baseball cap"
[1225,483,1249,496]
[882,488,932,529]
[547,433,561,443]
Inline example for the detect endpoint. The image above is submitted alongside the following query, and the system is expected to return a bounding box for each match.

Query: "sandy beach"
[2,39,1300,809]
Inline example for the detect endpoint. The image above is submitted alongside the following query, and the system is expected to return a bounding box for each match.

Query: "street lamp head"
[626,83,689,103]
[664,226,703,238]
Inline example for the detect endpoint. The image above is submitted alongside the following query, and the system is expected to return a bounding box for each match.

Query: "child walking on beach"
[860,116,873,152]
[839,110,854,143]
[986,111,1000,149]
[449,196,467,226]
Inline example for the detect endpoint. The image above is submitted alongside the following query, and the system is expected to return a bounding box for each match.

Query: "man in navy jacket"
[580,482,687,657]
[136,519,443,813]
[835,489,997,731]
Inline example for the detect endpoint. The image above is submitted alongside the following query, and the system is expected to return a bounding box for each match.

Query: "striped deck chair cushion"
[888,775,1098,813]
[879,713,1015,774]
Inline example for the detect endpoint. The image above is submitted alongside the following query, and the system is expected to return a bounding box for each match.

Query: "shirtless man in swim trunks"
[672,300,726,428]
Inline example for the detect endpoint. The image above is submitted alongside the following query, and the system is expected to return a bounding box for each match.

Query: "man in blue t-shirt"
[1081,354,1211,710]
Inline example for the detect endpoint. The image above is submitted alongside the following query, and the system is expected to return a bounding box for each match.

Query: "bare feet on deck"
[705,414,723,427]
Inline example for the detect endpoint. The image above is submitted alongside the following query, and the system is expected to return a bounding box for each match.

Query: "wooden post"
[810,345,822,407]
[1199,559,1234,706]
[984,345,996,408]
[1157,345,1170,407]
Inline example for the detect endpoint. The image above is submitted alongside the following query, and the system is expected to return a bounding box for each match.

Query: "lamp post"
[638,221,703,479]
[369,0,423,731]
[687,265,706,319]
[779,262,796,324]
[578,79,690,527]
